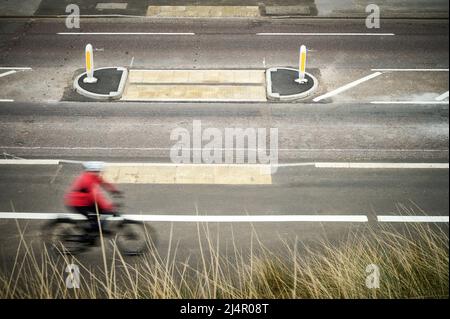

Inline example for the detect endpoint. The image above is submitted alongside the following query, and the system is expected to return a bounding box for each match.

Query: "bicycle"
[42,199,157,256]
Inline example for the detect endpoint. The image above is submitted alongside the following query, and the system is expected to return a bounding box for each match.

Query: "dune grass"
[0,219,448,299]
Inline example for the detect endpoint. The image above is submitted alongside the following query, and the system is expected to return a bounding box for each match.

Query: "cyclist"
[64,161,122,235]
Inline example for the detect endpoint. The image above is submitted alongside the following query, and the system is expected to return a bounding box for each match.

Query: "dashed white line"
[57,32,195,36]
[0,99,14,102]
[378,215,449,223]
[0,67,32,70]
[313,72,383,102]
[436,91,449,101]
[371,101,449,105]
[0,70,17,78]
[0,159,60,165]
[371,69,449,72]
[257,33,395,36]
[313,163,449,169]
[0,213,448,223]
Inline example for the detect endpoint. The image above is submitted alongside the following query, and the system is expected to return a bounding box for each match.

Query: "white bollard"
[83,44,97,84]
[295,45,308,84]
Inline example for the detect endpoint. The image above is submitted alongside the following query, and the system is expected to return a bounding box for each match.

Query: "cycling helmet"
[83,161,105,172]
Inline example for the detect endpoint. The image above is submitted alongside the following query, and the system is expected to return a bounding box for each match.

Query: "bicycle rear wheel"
[43,219,88,255]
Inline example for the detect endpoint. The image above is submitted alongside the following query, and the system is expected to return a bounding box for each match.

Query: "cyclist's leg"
[67,205,89,218]
[85,205,102,233]
[87,205,115,234]
[66,206,96,243]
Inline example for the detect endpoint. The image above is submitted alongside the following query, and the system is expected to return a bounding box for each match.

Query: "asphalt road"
[0,18,448,102]
[0,100,448,269]
[1,0,448,18]
[0,101,448,162]
[0,16,448,272]
[0,161,448,270]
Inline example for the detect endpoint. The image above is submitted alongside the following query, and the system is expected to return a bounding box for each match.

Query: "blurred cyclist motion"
[43,161,153,255]
[64,161,122,233]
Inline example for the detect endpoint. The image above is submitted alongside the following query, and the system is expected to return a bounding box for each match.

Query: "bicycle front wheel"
[115,220,156,255]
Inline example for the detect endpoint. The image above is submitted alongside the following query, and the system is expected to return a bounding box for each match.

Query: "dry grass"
[0,220,448,299]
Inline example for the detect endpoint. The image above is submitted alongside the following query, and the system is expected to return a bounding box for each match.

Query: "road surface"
[0,14,448,270]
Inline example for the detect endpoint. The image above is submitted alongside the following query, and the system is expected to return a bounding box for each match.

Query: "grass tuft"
[0,220,448,299]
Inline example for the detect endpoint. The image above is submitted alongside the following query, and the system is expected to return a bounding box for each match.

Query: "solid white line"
[436,91,449,101]
[0,67,32,70]
[372,69,449,72]
[0,70,17,78]
[0,212,368,222]
[57,32,195,36]
[0,213,85,220]
[371,101,449,105]
[314,163,449,169]
[126,215,369,222]
[0,99,14,102]
[313,72,382,102]
[378,216,449,223]
[0,159,448,170]
[0,146,448,153]
[106,162,270,168]
[257,33,395,36]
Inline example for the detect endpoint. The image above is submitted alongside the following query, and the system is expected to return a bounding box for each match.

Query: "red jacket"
[64,172,118,211]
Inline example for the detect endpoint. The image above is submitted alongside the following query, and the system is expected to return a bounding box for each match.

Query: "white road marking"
[0,212,367,222]
[0,159,448,170]
[59,14,143,18]
[314,163,449,169]
[0,70,17,78]
[57,32,195,36]
[0,213,85,220]
[0,159,60,165]
[436,91,449,101]
[378,215,449,223]
[0,68,27,103]
[0,68,31,105]
[257,33,395,36]
[371,101,449,105]
[123,215,369,222]
[105,162,269,168]
[1,212,448,223]
[0,146,447,153]
[0,67,32,70]
[313,72,383,102]
[371,69,449,72]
